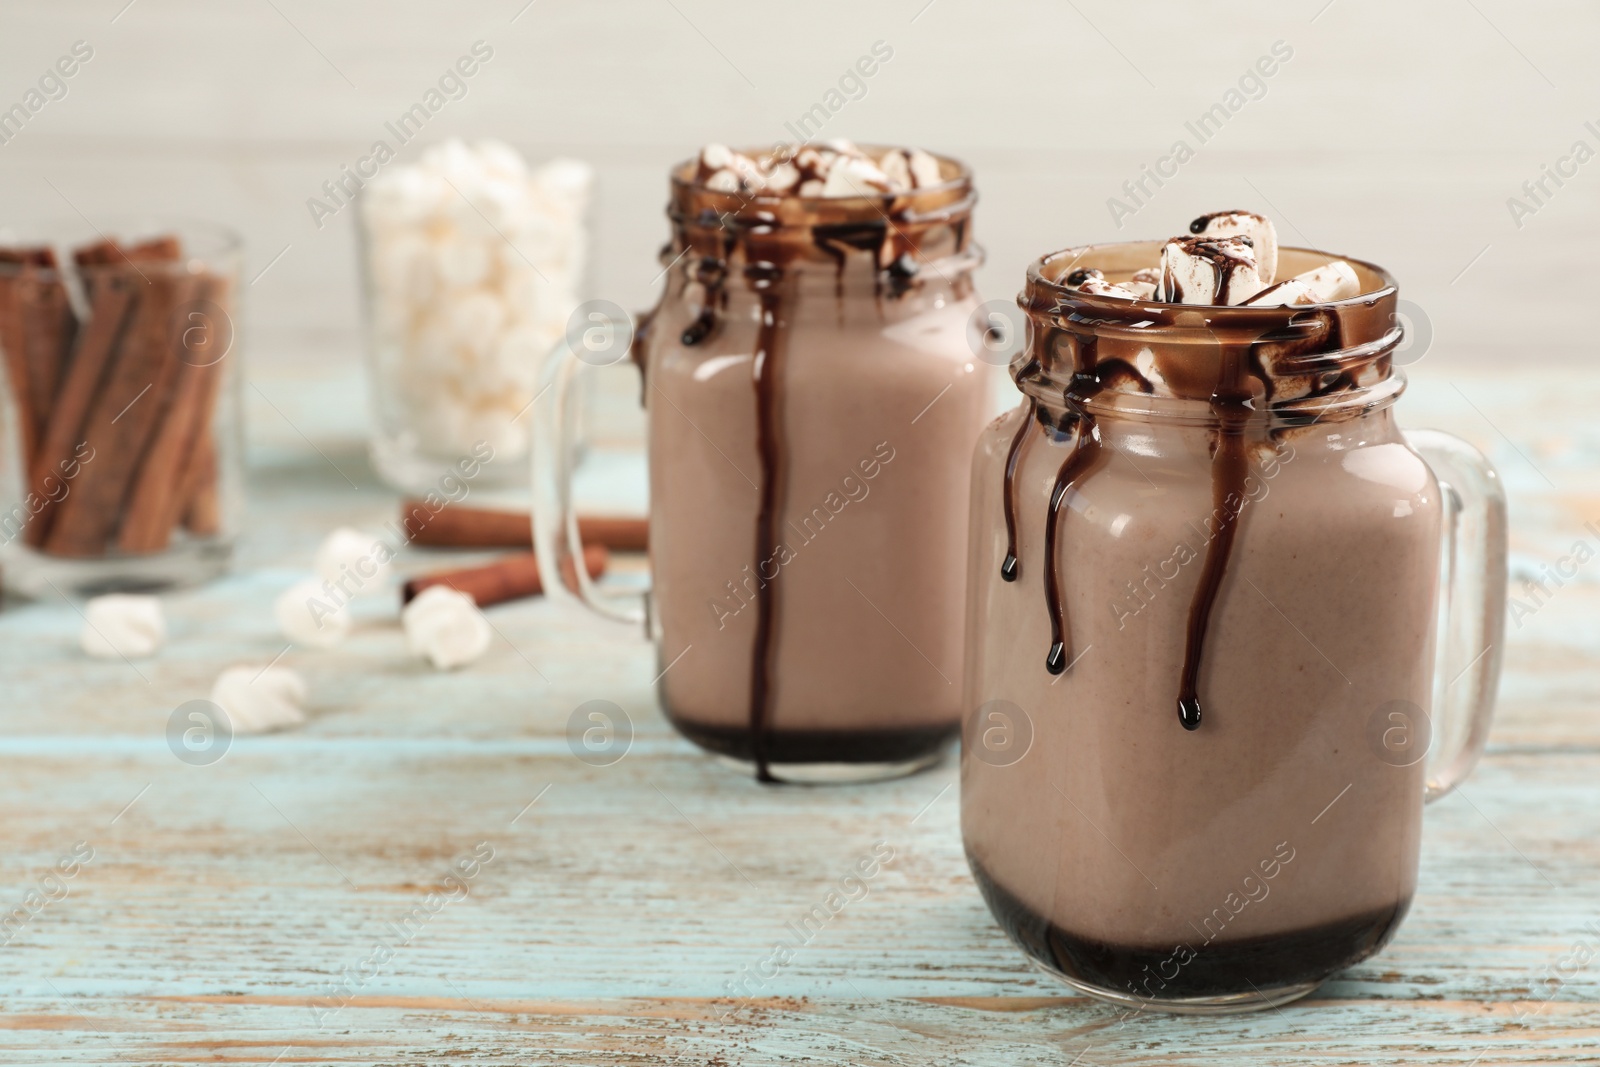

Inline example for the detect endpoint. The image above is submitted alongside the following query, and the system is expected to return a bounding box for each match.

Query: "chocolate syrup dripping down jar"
[533,148,991,782]
[960,241,1508,1011]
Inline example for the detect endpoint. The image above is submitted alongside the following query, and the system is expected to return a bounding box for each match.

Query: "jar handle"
[1404,429,1508,802]
[531,337,648,626]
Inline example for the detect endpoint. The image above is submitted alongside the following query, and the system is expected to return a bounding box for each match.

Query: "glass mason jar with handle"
[961,241,1507,1012]
[535,146,992,782]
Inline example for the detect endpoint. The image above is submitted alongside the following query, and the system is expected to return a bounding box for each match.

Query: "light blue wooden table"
[0,360,1595,1064]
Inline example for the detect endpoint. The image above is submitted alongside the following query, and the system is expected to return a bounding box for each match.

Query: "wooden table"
[2,361,1596,1064]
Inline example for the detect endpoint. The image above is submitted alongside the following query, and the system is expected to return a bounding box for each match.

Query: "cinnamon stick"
[177,432,220,536]
[44,244,192,557]
[22,272,137,546]
[401,544,609,608]
[0,247,55,477]
[118,273,230,553]
[401,501,649,552]
[17,252,77,440]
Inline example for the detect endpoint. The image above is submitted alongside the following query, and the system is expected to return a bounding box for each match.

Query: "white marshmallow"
[1079,278,1142,300]
[699,142,735,173]
[81,594,165,659]
[211,666,307,734]
[1242,261,1361,306]
[1290,259,1360,301]
[703,169,741,193]
[878,149,912,190]
[907,148,944,189]
[1158,236,1266,306]
[434,235,493,289]
[763,162,800,193]
[1188,211,1279,285]
[1124,268,1160,300]
[402,586,492,670]
[798,179,825,197]
[362,139,588,468]
[822,155,894,198]
[275,578,352,649]
[315,527,393,594]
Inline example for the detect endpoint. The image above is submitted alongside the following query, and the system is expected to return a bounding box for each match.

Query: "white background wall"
[0,0,1592,397]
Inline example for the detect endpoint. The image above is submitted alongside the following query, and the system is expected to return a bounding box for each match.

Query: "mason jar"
[0,218,243,596]
[961,241,1507,1011]
[535,146,992,782]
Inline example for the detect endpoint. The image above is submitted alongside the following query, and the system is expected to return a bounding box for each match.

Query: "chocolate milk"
[963,242,1440,1004]
[639,149,991,780]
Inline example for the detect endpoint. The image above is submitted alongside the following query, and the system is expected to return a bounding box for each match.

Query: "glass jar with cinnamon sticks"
[0,220,242,596]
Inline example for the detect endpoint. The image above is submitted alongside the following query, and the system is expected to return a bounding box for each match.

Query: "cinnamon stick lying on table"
[401,501,648,552]
[401,544,609,608]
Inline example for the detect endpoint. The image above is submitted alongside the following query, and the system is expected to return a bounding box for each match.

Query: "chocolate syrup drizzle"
[747,270,787,782]
[999,358,1040,584]
[1006,246,1399,731]
[639,149,977,781]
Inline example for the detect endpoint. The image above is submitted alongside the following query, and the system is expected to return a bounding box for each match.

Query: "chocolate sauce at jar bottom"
[665,714,959,766]
[968,855,1410,999]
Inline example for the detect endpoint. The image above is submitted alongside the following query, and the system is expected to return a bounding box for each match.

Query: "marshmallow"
[81,594,165,659]
[1157,235,1266,306]
[699,142,736,174]
[698,143,945,199]
[1242,261,1361,306]
[1124,267,1160,300]
[1079,277,1142,300]
[211,666,308,734]
[361,140,590,467]
[275,578,352,649]
[878,149,911,190]
[1189,210,1279,285]
[315,527,393,595]
[907,148,944,189]
[704,169,742,193]
[402,586,492,669]
[822,155,894,198]
[764,162,800,193]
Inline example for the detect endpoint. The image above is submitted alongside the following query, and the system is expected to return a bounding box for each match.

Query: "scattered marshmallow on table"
[275,578,353,649]
[315,527,393,596]
[211,666,308,734]
[81,594,165,659]
[361,139,592,460]
[402,585,492,670]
